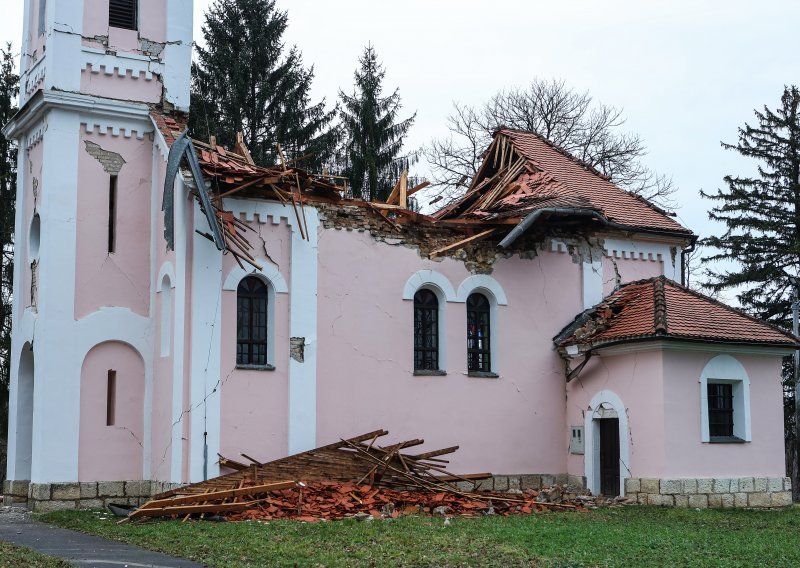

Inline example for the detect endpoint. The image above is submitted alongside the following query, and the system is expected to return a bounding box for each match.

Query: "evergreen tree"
[700,85,800,498]
[0,44,19,484]
[339,45,416,201]
[701,86,800,322]
[190,0,338,171]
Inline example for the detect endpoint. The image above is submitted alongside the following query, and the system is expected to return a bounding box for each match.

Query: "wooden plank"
[408,446,459,460]
[130,499,269,519]
[137,481,296,511]
[218,454,248,471]
[428,229,498,258]
[407,181,430,197]
[398,170,408,209]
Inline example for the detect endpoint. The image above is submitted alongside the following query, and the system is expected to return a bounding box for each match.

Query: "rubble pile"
[119,430,628,524]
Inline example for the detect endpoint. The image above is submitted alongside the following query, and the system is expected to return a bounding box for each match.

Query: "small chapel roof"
[554,276,799,352]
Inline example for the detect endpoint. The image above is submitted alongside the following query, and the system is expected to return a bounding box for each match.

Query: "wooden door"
[599,418,620,496]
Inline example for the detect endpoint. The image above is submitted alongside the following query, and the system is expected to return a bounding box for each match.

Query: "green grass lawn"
[40,506,800,568]
[0,540,71,568]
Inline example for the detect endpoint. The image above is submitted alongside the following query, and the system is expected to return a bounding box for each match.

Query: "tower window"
[237,277,268,366]
[467,292,491,373]
[109,0,138,31]
[413,289,439,371]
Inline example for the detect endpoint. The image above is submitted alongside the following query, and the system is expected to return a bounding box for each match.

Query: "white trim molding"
[157,262,176,291]
[223,260,288,294]
[582,253,603,309]
[584,389,630,497]
[402,270,457,302]
[699,354,752,443]
[455,275,508,305]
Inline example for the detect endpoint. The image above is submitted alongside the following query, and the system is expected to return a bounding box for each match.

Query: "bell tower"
[3,0,193,503]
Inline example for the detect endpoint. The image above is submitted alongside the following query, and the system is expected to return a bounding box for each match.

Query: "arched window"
[414,289,439,371]
[237,277,268,366]
[467,293,491,373]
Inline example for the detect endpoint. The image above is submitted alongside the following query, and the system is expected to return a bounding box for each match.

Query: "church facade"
[3,0,796,510]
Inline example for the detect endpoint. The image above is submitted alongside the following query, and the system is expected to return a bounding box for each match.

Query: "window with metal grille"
[467,293,491,372]
[707,383,734,438]
[109,0,138,30]
[413,289,439,371]
[237,277,268,366]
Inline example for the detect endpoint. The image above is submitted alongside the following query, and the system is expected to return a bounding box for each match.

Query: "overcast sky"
[2,1,799,296]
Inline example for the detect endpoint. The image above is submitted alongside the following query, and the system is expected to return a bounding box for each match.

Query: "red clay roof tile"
[557,276,798,349]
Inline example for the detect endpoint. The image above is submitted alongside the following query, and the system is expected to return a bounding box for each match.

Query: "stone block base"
[457,473,586,493]
[2,480,30,505]
[3,480,183,512]
[625,477,792,508]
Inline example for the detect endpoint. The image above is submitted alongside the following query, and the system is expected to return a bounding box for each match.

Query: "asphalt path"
[0,506,203,568]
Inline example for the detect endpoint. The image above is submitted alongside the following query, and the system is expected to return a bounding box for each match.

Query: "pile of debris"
[120,430,593,523]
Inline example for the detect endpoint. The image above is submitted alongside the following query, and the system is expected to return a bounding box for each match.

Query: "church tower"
[3,0,192,506]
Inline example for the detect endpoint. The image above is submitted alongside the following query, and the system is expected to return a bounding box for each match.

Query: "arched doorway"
[585,390,629,497]
[12,343,35,480]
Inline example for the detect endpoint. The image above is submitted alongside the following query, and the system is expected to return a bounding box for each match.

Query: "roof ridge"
[653,276,668,334]
[660,277,799,343]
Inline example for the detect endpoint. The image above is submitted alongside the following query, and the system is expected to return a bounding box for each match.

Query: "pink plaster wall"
[29,0,47,61]
[662,351,786,477]
[80,70,162,104]
[602,256,664,296]
[79,341,144,481]
[150,279,174,480]
[75,132,152,319]
[313,229,581,475]
[219,219,292,464]
[565,350,666,478]
[83,0,167,45]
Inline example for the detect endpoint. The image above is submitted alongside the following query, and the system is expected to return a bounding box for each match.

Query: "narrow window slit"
[108,175,117,253]
[106,370,117,426]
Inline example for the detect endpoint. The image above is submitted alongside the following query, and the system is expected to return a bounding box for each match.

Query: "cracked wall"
[74,131,152,319]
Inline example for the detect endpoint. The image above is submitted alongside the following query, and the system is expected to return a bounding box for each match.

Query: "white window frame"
[224,261,288,370]
[403,270,456,375]
[699,354,752,443]
[456,275,507,377]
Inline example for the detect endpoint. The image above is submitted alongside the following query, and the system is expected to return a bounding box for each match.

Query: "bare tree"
[425,78,676,208]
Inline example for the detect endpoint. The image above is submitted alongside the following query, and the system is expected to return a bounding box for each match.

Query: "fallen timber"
[121,430,591,523]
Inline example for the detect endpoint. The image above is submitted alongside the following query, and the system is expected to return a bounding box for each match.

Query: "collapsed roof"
[554,276,799,354]
[434,129,692,245]
[152,112,694,270]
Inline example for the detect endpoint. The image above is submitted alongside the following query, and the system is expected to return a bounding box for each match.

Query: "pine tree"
[701,85,800,323]
[0,43,19,484]
[339,45,416,201]
[190,0,338,170]
[700,85,800,499]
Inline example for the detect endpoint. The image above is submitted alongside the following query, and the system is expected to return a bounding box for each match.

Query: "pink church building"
[3,0,797,510]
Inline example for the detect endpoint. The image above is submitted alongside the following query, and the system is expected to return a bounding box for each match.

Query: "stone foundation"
[624,477,793,508]
[455,474,586,492]
[3,480,183,512]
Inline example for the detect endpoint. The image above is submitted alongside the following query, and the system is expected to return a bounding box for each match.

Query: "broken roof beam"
[428,228,498,258]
